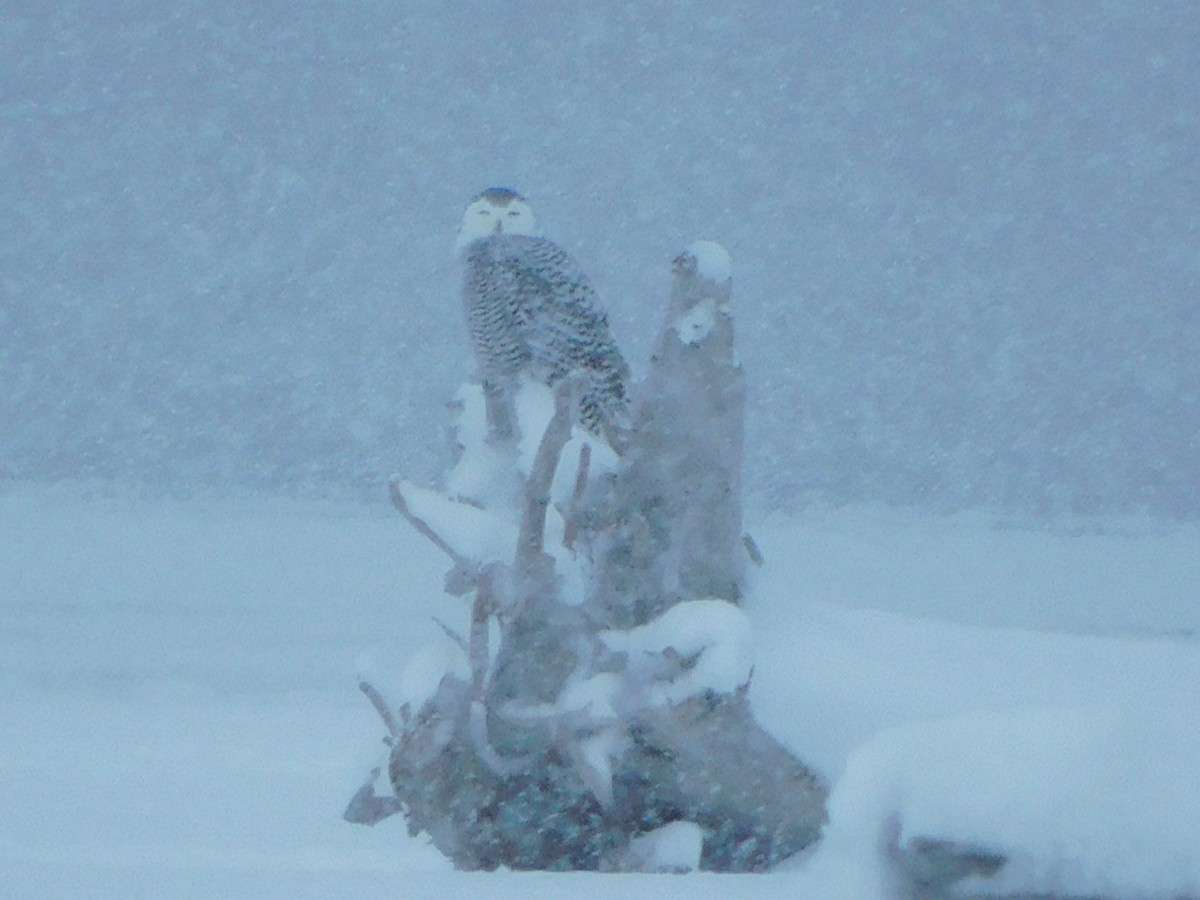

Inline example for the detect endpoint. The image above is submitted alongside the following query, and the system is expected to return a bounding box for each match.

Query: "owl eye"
[477,209,491,216]
[507,209,521,217]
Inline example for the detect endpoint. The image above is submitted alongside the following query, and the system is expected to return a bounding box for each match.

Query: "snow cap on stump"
[674,240,732,285]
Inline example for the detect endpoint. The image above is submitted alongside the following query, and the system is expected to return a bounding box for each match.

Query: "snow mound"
[398,644,470,713]
[619,821,705,873]
[685,240,732,283]
[600,599,754,705]
[814,703,1200,898]
[674,297,721,346]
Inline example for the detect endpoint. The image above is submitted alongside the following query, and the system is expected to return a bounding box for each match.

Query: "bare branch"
[516,377,580,568]
[562,442,591,551]
[358,679,401,739]
[469,566,497,697]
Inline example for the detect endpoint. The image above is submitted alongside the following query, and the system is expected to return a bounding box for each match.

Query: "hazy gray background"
[3,1,1197,517]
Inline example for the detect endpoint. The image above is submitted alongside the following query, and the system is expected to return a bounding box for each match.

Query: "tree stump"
[350,240,828,873]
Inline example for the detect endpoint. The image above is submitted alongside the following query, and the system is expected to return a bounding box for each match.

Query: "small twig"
[443,560,480,596]
[742,532,764,566]
[343,766,404,826]
[359,679,401,739]
[432,617,469,655]
[388,477,468,566]
[562,442,591,551]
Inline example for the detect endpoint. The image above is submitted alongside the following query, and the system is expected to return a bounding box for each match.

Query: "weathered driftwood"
[585,243,748,628]
[354,242,828,872]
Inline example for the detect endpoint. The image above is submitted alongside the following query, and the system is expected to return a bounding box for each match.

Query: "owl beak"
[493,220,504,234]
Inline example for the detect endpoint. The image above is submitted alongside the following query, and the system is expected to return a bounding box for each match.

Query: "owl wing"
[491,235,630,430]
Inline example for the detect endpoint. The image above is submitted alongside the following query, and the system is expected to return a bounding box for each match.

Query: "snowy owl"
[455,187,630,448]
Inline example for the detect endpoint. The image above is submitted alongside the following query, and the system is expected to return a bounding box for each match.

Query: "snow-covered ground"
[2,485,1198,899]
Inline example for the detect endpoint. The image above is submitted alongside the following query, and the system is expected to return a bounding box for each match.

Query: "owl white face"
[454,195,539,252]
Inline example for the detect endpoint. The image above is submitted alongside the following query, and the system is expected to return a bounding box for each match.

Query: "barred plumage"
[456,189,630,446]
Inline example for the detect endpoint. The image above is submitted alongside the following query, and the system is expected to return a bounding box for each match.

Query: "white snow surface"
[3,485,1200,898]
[817,704,1200,899]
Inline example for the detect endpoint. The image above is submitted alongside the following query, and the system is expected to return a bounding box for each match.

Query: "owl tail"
[579,381,630,455]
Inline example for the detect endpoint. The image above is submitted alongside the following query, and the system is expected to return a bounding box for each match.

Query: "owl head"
[454,187,539,252]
